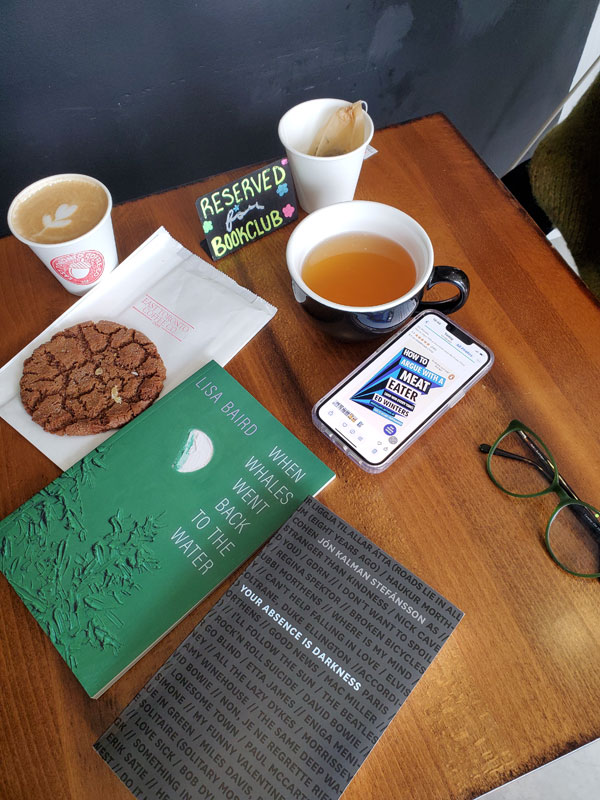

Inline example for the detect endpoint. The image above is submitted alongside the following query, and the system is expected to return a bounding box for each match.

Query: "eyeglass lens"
[489,431,553,496]
[548,504,600,576]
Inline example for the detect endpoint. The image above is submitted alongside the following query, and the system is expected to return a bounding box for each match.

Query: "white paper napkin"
[0,227,276,469]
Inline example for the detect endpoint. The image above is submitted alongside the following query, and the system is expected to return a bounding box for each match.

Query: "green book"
[0,361,334,698]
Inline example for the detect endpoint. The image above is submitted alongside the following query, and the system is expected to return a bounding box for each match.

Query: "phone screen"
[315,312,492,468]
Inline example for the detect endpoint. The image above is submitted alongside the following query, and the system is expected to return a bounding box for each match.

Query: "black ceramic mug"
[286,201,469,340]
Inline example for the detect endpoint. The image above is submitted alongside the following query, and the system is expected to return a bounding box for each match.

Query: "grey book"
[95,496,463,800]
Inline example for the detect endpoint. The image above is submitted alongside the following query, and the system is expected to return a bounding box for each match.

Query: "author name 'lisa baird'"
[196,377,257,435]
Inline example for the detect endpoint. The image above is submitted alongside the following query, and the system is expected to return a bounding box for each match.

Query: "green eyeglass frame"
[480,420,600,578]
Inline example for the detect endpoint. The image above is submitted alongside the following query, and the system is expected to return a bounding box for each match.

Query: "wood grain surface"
[1,115,599,800]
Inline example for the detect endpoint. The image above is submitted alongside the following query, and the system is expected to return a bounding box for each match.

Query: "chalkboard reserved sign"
[196,158,298,260]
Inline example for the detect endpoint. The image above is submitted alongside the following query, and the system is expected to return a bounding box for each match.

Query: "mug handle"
[416,265,470,314]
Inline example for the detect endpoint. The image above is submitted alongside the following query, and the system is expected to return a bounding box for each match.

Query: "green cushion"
[529,74,600,298]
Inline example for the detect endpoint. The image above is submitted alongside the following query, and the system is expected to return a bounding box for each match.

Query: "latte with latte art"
[10,176,108,244]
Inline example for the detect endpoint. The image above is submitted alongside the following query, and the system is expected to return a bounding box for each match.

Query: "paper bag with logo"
[0,227,276,470]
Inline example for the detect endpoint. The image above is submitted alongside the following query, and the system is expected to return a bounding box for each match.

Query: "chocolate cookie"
[20,320,166,435]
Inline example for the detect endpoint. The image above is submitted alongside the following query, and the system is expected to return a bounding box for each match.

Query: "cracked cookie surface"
[20,320,167,435]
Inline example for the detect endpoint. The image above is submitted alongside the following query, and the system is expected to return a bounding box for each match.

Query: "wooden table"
[1,114,599,800]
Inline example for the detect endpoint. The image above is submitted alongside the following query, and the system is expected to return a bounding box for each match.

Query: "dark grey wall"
[1,1,597,235]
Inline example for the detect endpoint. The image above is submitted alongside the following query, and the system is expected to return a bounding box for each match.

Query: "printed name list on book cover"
[95,496,463,800]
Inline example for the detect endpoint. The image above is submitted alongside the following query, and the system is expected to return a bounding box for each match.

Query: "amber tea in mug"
[301,231,416,306]
[287,201,470,340]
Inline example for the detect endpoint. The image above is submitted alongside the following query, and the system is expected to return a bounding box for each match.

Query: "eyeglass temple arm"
[518,433,600,539]
[480,439,600,539]
[478,444,555,482]
[479,437,580,500]
[515,429,582,501]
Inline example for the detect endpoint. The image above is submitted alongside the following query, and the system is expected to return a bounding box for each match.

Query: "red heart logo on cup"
[50,250,105,285]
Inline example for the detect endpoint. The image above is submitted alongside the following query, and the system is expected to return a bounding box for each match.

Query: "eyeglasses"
[479,420,600,577]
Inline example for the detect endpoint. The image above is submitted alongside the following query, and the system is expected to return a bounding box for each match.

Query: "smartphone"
[313,310,494,473]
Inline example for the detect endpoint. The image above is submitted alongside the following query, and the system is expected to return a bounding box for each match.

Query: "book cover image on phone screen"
[0,362,334,698]
[350,342,446,421]
[95,496,463,800]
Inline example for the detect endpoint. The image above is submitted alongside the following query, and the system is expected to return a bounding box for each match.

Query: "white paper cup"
[278,98,374,213]
[7,174,118,296]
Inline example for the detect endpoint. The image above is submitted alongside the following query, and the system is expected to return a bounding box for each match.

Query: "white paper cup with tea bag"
[278,98,374,213]
[7,173,118,295]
